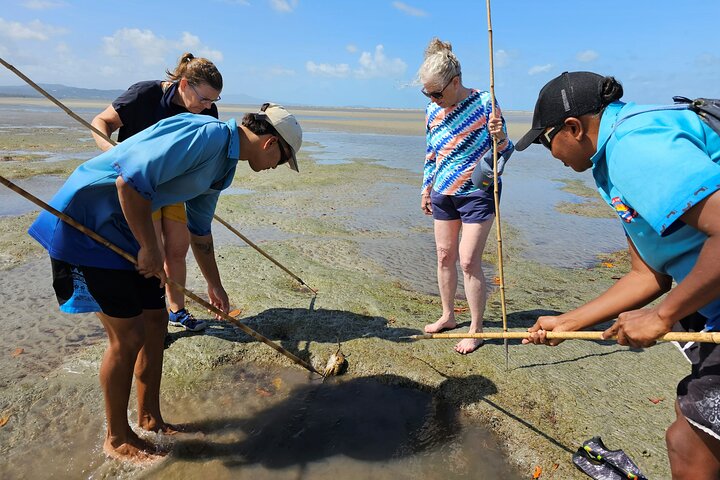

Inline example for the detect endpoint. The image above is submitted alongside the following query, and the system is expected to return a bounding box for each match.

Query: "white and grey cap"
[258,103,303,172]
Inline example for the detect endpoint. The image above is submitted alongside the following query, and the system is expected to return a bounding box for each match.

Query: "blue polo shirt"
[29,113,240,270]
[591,101,720,329]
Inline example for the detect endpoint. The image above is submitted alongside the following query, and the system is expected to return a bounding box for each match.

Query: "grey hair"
[417,37,461,86]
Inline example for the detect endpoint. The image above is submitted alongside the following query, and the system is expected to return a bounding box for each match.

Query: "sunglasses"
[539,124,565,150]
[421,74,458,100]
[189,82,221,104]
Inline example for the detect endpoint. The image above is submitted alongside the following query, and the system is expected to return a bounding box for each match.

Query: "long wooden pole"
[0,56,317,295]
[212,215,317,294]
[486,0,509,370]
[0,175,322,376]
[407,330,720,344]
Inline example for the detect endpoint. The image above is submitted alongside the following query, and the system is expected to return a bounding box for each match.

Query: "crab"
[322,342,348,378]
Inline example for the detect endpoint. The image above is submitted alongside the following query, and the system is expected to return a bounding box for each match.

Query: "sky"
[0,0,719,110]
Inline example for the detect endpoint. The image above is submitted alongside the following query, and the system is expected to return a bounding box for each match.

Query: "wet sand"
[0,99,686,478]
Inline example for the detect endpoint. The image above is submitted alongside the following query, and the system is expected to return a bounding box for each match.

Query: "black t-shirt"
[112,80,219,142]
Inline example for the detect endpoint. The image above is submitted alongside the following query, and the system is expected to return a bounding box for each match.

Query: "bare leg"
[161,217,190,312]
[666,400,720,479]
[97,312,163,463]
[455,217,494,354]
[425,219,461,333]
[134,308,178,434]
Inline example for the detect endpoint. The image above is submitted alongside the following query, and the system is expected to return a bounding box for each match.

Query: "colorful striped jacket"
[422,89,513,196]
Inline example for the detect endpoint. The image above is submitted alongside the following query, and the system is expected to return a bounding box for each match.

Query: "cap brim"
[286,149,299,172]
[514,127,545,151]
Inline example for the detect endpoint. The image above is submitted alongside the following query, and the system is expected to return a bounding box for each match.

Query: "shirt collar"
[226,118,239,160]
[590,101,626,166]
[161,82,180,111]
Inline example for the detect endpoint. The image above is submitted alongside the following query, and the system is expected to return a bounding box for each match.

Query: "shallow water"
[0,174,68,216]
[0,362,521,479]
[303,130,625,269]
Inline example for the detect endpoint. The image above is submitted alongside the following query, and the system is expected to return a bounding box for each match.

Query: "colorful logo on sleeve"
[611,197,638,223]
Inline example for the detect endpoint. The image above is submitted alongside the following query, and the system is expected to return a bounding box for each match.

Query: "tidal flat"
[0,99,684,479]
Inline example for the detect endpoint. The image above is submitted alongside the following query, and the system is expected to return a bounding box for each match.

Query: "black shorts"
[51,258,165,318]
[674,312,720,441]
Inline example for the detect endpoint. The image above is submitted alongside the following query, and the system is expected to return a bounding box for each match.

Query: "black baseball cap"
[516,71,607,151]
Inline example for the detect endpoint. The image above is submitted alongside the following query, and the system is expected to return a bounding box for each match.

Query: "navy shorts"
[51,258,165,318]
[674,312,720,441]
[430,184,500,223]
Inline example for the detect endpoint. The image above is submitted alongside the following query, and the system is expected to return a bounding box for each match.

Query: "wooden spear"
[0,175,323,376]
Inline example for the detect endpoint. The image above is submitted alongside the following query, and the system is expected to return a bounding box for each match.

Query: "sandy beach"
[0,99,685,479]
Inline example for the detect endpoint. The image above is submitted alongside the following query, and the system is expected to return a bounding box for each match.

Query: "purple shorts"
[430,184,500,223]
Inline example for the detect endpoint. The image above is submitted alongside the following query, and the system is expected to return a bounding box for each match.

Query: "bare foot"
[454,338,484,354]
[424,316,457,333]
[140,420,187,435]
[103,438,165,465]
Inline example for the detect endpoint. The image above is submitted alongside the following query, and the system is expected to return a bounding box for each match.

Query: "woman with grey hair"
[419,37,513,354]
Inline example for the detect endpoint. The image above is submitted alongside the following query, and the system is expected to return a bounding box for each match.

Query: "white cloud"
[180,32,224,62]
[576,50,599,62]
[0,17,66,41]
[102,28,169,65]
[306,61,350,77]
[21,0,67,9]
[346,44,358,53]
[696,53,720,66]
[101,28,223,68]
[495,49,509,68]
[355,44,406,78]
[392,1,427,17]
[528,64,553,75]
[307,44,407,79]
[268,66,296,76]
[269,0,298,12]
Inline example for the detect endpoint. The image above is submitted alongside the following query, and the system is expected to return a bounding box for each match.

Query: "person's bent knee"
[667,419,720,479]
[107,324,145,356]
[666,421,688,475]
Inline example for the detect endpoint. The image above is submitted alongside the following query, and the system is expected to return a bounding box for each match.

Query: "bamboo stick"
[0,175,322,376]
[485,0,509,369]
[406,330,720,344]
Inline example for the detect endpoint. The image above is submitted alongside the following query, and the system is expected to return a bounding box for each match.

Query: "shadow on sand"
[171,373,498,470]
[166,306,418,356]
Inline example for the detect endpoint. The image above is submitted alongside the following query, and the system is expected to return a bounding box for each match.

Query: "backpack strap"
[596,103,691,155]
[610,103,689,132]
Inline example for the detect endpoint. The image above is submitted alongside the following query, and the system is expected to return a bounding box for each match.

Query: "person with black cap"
[29,103,302,463]
[517,71,720,478]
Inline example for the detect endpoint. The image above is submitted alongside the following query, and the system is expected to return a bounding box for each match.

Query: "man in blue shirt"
[516,72,720,478]
[29,103,302,463]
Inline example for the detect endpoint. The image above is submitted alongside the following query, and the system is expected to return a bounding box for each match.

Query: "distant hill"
[0,83,126,100]
[0,83,271,106]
